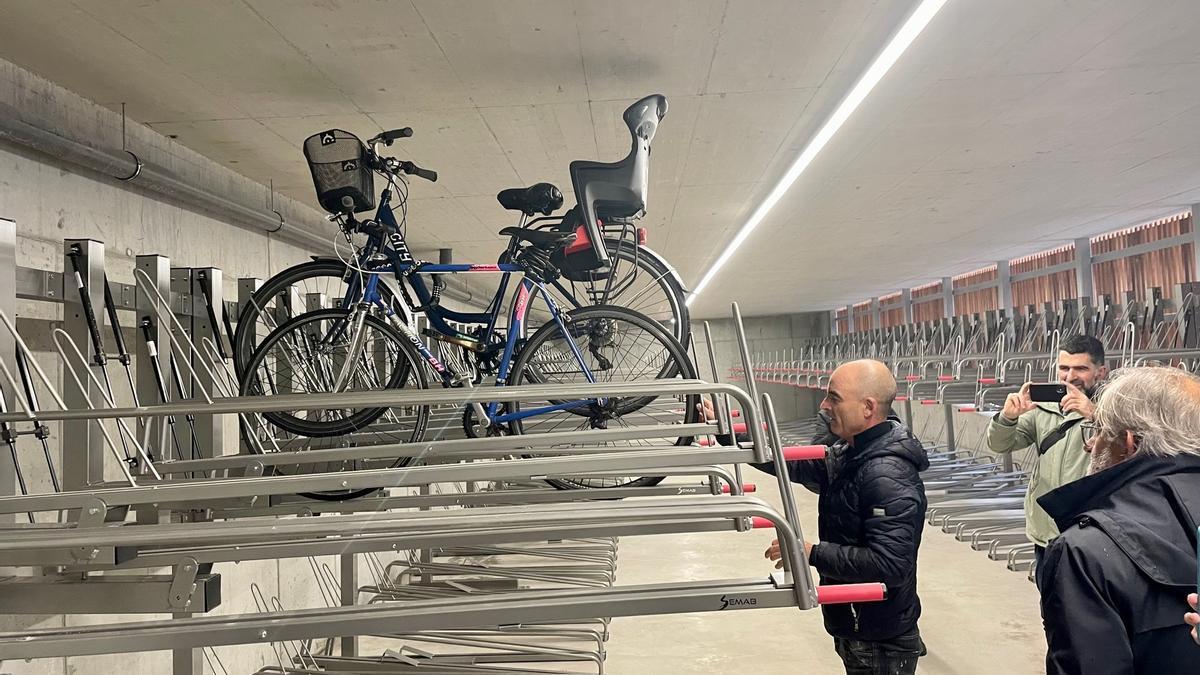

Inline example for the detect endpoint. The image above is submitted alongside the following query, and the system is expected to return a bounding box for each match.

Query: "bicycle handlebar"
[365,129,438,183]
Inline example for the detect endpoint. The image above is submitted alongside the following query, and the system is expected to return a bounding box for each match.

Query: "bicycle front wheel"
[239,308,428,439]
[233,258,405,378]
[505,304,699,490]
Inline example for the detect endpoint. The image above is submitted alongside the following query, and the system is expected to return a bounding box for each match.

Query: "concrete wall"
[693,311,830,422]
[0,58,365,675]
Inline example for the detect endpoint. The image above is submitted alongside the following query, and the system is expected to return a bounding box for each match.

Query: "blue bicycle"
[238,96,698,498]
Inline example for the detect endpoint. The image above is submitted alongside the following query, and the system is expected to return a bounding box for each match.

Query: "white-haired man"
[1038,367,1200,674]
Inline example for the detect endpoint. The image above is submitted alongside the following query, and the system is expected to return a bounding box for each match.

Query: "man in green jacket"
[986,334,1107,588]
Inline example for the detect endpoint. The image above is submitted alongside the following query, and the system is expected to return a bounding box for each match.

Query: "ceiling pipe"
[0,100,331,252]
[0,101,488,308]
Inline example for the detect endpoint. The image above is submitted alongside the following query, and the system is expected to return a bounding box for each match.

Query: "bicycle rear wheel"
[524,239,690,349]
[505,304,699,490]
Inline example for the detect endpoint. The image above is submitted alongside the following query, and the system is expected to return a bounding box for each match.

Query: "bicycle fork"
[368,309,491,426]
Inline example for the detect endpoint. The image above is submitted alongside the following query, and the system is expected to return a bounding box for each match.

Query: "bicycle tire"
[239,307,428,438]
[522,239,690,350]
[607,238,690,350]
[505,304,699,490]
[233,258,402,378]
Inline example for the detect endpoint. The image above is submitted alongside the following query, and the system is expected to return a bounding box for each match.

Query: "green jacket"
[986,404,1090,547]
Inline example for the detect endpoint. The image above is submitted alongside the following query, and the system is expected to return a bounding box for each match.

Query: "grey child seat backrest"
[566,94,668,272]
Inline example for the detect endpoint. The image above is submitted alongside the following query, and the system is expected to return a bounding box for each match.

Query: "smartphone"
[1028,382,1067,403]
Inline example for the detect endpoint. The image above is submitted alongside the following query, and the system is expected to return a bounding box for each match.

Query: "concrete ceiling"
[2,1,1198,319]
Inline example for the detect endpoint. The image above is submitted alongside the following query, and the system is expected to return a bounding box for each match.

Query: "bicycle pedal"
[421,328,482,351]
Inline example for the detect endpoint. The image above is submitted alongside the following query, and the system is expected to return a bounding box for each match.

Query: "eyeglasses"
[1080,422,1102,444]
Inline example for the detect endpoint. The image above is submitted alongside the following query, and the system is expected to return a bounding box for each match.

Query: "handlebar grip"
[381,127,413,143]
[411,166,437,182]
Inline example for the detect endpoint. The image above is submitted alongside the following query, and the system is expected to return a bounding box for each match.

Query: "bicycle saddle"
[496,182,564,216]
[499,227,576,249]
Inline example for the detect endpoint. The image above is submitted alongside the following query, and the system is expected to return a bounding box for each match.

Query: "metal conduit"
[0,100,479,305]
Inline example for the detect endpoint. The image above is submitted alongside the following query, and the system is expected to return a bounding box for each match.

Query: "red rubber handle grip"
[978,378,997,384]
[895,396,908,402]
[721,483,757,494]
[905,375,921,381]
[919,399,938,405]
[957,405,977,413]
[750,516,775,529]
[816,583,887,604]
[731,409,741,418]
[698,438,714,447]
[937,375,954,382]
[783,445,826,461]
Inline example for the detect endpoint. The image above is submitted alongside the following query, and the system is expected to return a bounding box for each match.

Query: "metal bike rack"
[0,249,887,672]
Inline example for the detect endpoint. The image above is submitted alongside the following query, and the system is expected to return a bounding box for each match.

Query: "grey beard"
[1087,451,1117,476]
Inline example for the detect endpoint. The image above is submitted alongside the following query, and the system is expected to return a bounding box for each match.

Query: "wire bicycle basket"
[303,129,376,214]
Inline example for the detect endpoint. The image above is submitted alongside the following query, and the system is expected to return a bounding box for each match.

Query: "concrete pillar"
[941,277,954,318]
[845,305,855,333]
[870,297,881,329]
[1191,205,1200,279]
[996,260,1012,314]
[901,288,913,324]
[1074,237,1094,301]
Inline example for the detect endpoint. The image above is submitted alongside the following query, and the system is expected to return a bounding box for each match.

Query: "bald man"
[755,360,930,675]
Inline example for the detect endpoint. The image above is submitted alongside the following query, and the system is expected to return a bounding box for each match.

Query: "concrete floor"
[603,472,1046,674]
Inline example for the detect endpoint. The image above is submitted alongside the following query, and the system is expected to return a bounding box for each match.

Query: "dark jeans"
[833,628,924,675]
[1034,544,1046,591]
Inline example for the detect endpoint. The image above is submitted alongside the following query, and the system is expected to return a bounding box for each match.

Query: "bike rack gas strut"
[0,394,34,523]
[139,317,186,463]
[14,349,60,493]
[66,244,135,467]
[196,269,229,361]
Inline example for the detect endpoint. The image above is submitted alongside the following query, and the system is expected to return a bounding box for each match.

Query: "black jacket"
[750,415,929,641]
[1037,453,1200,675]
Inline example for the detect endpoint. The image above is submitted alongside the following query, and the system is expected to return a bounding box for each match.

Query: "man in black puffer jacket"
[753,359,930,675]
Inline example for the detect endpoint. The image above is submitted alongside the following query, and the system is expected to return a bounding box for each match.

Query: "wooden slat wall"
[832,213,1199,331]
[852,301,873,332]
[835,307,849,335]
[1011,244,1077,307]
[911,282,944,322]
[953,266,999,316]
[1092,213,1194,302]
[878,293,903,328]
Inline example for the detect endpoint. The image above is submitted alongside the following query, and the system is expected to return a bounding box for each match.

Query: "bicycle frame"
[338,187,601,427]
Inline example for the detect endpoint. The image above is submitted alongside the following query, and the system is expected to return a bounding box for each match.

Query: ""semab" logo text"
[718,594,757,610]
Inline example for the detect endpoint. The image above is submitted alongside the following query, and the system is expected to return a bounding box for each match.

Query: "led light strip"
[687,0,950,307]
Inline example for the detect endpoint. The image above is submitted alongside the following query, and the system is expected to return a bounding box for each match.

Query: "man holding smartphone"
[987,334,1108,587]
